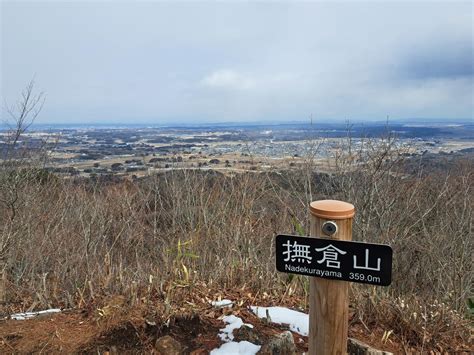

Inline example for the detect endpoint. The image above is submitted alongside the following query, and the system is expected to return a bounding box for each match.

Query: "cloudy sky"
[1,1,473,124]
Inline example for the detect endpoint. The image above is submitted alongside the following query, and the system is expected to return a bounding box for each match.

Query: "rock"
[190,349,207,355]
[102,346,118,355]
[234,325,263,345]
[348,338,393,355]
[258,331,296,355]
[155,335,186,355]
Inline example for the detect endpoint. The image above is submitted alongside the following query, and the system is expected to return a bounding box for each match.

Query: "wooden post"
[309,200,355,355]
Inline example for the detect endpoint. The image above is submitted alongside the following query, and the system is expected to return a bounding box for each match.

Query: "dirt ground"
[0,309,406,354]
[0,286,470,354]
[0,296,403,354]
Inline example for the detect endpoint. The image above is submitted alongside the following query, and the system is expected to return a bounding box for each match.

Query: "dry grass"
[0,137,472,351]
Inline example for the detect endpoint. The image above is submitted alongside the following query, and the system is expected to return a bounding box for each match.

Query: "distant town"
[2,121,473,179]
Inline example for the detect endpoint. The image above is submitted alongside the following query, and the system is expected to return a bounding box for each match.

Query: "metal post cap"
[310,200,355,219]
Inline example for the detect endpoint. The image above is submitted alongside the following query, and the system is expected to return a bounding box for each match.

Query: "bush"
[0,137,471,350]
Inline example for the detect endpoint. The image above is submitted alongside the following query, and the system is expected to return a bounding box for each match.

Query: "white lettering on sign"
[353,249,381,271]
[275,234,393,286]
[285,264,343,279]
[315,244,347,269]
[282,240,313,263]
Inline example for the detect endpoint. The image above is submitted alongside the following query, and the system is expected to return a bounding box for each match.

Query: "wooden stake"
[309,200,355,355]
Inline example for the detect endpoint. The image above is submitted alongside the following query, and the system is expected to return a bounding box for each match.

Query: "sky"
[1,0,473,124]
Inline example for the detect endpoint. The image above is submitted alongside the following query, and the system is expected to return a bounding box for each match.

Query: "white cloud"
[201,69,256,90]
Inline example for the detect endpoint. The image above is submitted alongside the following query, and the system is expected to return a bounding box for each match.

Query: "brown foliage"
[0,141,472,350]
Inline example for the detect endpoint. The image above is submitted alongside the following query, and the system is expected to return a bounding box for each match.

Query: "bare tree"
[0,79,45,221]
[0,79,45,303]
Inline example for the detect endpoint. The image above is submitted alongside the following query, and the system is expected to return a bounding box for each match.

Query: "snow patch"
[218,315,253,341]
[210,340,261,355]
[10,308,61,320]
[211,314,260,355]
[211,299,234,308]
[250,306,309,336]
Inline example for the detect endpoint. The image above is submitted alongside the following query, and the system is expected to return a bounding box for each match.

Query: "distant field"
[3,121,471,179]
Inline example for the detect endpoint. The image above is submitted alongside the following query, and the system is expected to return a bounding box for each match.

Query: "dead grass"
[0,145,472,351]
[0,282,402,354]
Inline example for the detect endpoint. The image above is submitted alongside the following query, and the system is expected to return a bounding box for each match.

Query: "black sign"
[275,234,392,286]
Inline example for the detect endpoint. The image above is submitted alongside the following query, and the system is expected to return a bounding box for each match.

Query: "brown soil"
[0,306,401,354]
[0,286,468,354]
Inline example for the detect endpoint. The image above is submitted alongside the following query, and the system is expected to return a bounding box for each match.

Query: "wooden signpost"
[275,200,393,355]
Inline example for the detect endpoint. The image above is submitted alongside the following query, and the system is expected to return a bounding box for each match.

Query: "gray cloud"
[1,1,472,123]
[401,40,473,80]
